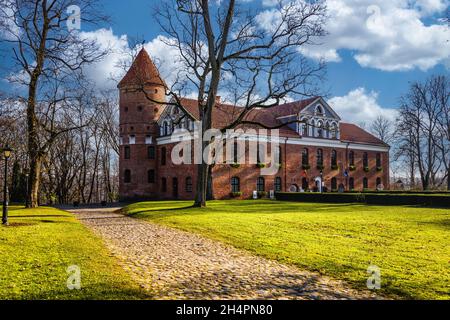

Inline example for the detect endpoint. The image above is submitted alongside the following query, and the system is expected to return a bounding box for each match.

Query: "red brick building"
[119,49,390,200]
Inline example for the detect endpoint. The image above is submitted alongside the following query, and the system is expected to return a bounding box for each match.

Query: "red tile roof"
[175,97,387,146]
[118,48,166,88]
[339,123,387,146]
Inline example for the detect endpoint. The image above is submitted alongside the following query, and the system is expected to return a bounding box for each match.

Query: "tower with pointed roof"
[118,48,166,199]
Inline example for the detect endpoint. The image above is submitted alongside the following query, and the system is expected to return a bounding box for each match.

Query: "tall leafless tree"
[0,0,109,207]
[396,75,449,190]
[129,0,327,207]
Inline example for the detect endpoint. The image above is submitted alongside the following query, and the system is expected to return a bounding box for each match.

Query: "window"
[257,177,265,192]
[129,135,136,145]
[274,177,282,192]
[164,122,170,136]
[124,169,131,183]
[315,105,324,116]
[363,177,368,189]
[231,177,240,193]
[301,121,308,136]
[275,146,282,165]
[349,177,354,190]
[147,146,155,159]
[257,144,265,164]
[233,138,239,163]
[331,177,337,190]
[302,148,309,165]
[376,153,381,167]
[331,150,337,167]
[317,120,323,138]
[302,178,308,190]
[145,135,152,144]
[349,151,355,166]
[161,178,167,192]
[330,123,338,139]
[317,149,323,166]
[147,170,155,183]
[124,146,130,159]
[138,106,143,112]
[376,177,382,188]
[161,147,166,165]
[363,152,369,167]
[185,177,193,192]
[325,122,330,139]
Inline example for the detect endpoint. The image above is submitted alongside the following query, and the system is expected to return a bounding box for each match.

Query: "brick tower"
[118,48,166,200]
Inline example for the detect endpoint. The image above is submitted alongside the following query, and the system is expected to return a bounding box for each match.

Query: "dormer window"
[316,120,323,138]
[163,121,170,136]
[315,105,324,116]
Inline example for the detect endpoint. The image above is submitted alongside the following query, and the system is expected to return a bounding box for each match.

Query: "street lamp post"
[25,173,29,208]
[2,146,12,226]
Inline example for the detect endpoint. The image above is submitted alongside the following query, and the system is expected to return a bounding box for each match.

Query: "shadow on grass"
[9,215,70,218]
[11,284,153,300]
[417,218,450,230]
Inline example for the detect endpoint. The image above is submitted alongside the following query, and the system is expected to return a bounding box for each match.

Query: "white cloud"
[262,0,450,71]
[78,28,130,90]
[76,29,185,91]
[328,88,398,123]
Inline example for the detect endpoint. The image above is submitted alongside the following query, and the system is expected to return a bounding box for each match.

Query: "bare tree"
[0,0,109,207]
[370,115,393,144]
[130,0,327,207]
[395,75,449,190]
[433,75,450,190]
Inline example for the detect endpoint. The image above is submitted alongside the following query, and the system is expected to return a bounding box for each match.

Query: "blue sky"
[1,0,449,123]
[99,0,448,108]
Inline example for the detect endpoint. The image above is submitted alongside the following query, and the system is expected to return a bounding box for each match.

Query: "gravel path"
[69,208,380,300]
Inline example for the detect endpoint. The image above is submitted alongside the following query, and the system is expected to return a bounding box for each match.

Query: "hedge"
[275,192,450,208]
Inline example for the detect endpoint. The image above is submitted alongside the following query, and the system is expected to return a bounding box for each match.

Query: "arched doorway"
[314,176,322,192]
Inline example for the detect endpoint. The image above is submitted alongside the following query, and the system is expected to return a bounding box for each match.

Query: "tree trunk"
[194,161,208,208]
[447,167,450,191]
[26,75,41,208]
[27,155,42,208]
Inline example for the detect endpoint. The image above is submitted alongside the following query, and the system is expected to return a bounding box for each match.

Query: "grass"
[0,206,149,300]
[124,200,450,300]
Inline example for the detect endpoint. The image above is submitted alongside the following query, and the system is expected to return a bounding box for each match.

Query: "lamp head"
[2,146,12,159]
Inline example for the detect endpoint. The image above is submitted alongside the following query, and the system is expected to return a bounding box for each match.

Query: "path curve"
[69,208,380,300]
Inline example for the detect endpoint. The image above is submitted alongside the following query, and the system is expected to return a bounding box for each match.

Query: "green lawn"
[124,200,450,300]
[0,206,148,300]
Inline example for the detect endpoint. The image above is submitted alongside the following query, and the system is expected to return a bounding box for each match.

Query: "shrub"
[275,192,450,208]
[256,163,266,168]
[349,165,356,171]
[376,166,383,172]
[302,164,311,170]
[230,192,242,198]
[257,191,267,198]
[363,166,370,172]
[317,164,325,170]
[331,164,339,170]
[230,163,240,168]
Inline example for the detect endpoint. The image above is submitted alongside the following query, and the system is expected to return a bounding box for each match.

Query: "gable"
[300,97,341,121]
